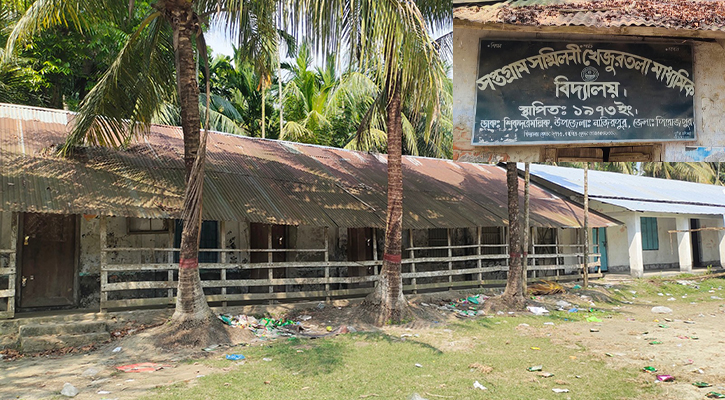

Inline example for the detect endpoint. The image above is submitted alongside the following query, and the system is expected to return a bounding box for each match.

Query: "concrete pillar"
[676,217,693,273]
[716,216,725,268]
[626,214,644,278]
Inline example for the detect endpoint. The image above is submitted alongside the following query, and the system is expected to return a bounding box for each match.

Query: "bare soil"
[2,282,724,400]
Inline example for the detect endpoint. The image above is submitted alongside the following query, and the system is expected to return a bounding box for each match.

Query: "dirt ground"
[1,280,724,400]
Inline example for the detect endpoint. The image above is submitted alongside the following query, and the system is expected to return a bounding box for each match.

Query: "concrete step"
[20,321,108,337]
[20,331,111,353]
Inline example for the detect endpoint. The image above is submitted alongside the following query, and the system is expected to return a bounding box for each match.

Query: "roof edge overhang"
[453,18,725,40]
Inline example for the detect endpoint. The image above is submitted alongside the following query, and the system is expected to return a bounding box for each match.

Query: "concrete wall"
[452,26,725,162]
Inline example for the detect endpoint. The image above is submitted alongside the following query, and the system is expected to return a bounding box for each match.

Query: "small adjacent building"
[453,0,725,162]
[527,163,725,277]
[0,103,616,319]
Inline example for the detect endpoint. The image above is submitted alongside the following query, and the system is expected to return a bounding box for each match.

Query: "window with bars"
[640,217,659,251]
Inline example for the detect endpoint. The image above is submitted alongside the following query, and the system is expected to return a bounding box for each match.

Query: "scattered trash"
[590,328,600,332]
[586,316,602,323]
[298,315,312,321]
[408,394,428,400]
[684,320,695,324]
[543,322,555,326]
[693,382,712,388]
[538,372,554,378]
[527,365,543,372]
[531,347,541,350]
[552,388,570,393]
[262,358,272,362]
[473,381,487,390]
[60,383,79,397]
[469,363,493,374]
[316,302,326,310]
[572,285,582,290]
[225,354,245,361]
[415,363,423,368]
[526,306,549,316]
[694,369,705,374]
[651,306,673,314]
[116,363,171,373]
[81,367,101,377]
[658,324,669,328]
[203,344,220,352]
[97,391,111,395]
[112,347,122,353]
[643,366,657,373]
[706,392,725,398]
[528,281,564,295]
[568,308,578,313]
[555,300,572,308]
[656,375,675,382]
[649,341,663,345]
[518,323,530,328]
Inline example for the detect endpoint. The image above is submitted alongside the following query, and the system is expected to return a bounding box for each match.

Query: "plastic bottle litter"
[651,306,673,314]
[473,381,487,390]
[527,365,543,372]
[706,392,725,398]
[262,358,272,362]
[225,354,245,361]
[526,306,549,316]
[112,347,122,353]
[693,382,712,388]
[60,383,79,397]
[415,363,423,368]
[656,375,675,382]
[552,388,570,393]
[643,366,657,373]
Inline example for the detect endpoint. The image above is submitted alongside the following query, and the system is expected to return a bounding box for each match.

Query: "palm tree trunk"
[168,4,213,324]
[365,68,407,325]
[502,162,525,306]
[261,87,266,138]
[583,163,589,287]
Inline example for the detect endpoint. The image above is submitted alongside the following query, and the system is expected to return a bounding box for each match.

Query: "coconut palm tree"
[6,0,280,345]
[305,0,450,324]
[641,162,718,184]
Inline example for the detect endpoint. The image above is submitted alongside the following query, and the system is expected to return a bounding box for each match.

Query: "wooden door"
[250,224,287,292]
[20,213,76,308]
[347,228,373,277]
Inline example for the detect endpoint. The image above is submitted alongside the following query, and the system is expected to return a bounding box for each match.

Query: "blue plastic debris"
[226,354,246,360]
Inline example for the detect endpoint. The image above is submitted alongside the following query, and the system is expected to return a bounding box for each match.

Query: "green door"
[593,227,608,272]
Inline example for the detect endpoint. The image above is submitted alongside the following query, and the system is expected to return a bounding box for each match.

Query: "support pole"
[100,216,108,313]
[522,163,530,294]
[583,163,589,288]
[220,220,227,308]
[409,229,417,294]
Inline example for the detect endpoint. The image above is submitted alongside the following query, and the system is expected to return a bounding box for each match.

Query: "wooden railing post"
[409,229,417,294]
[220,221,227,308]
[167,221,174,302]
[447,228,453,290]
[476,227,482,287]
[100,216,108,313]
[324,227,330,302]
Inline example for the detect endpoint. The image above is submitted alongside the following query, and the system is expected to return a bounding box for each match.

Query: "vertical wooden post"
[409,229,417,294]
[220,220,227,308]
[583,163,590,287]
[530,227,536,280]
[7,213,18,318]
[372,228,379,276]
[267,225,273,303]
[99,216,108,313]
[522,163,530,294]
[167,221,174,301]
[324,227,330,302]
[447,228,452,290]
[555,229,561,280]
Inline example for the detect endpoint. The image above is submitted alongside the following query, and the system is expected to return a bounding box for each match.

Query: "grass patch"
[145,316,658,400]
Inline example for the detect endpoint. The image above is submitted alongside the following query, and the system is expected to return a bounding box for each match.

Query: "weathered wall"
[696,218,722,266]
[453,26,725,162]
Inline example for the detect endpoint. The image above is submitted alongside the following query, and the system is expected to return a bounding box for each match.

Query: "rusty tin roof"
[0,103,618,229]
[454,0,725,33]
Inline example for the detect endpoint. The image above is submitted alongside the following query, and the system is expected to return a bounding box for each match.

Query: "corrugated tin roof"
[454,0,725,32]
[0,103,619,229]
[527,163,725,216]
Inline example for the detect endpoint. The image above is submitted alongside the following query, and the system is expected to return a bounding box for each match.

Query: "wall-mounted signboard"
[473,40,695,146]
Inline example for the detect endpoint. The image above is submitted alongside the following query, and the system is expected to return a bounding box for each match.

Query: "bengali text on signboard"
[473,40,695,146]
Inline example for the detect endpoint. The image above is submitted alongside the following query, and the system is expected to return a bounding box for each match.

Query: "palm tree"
[6,0,280,345]
[307,0,449,324]
[641,162,717,184]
